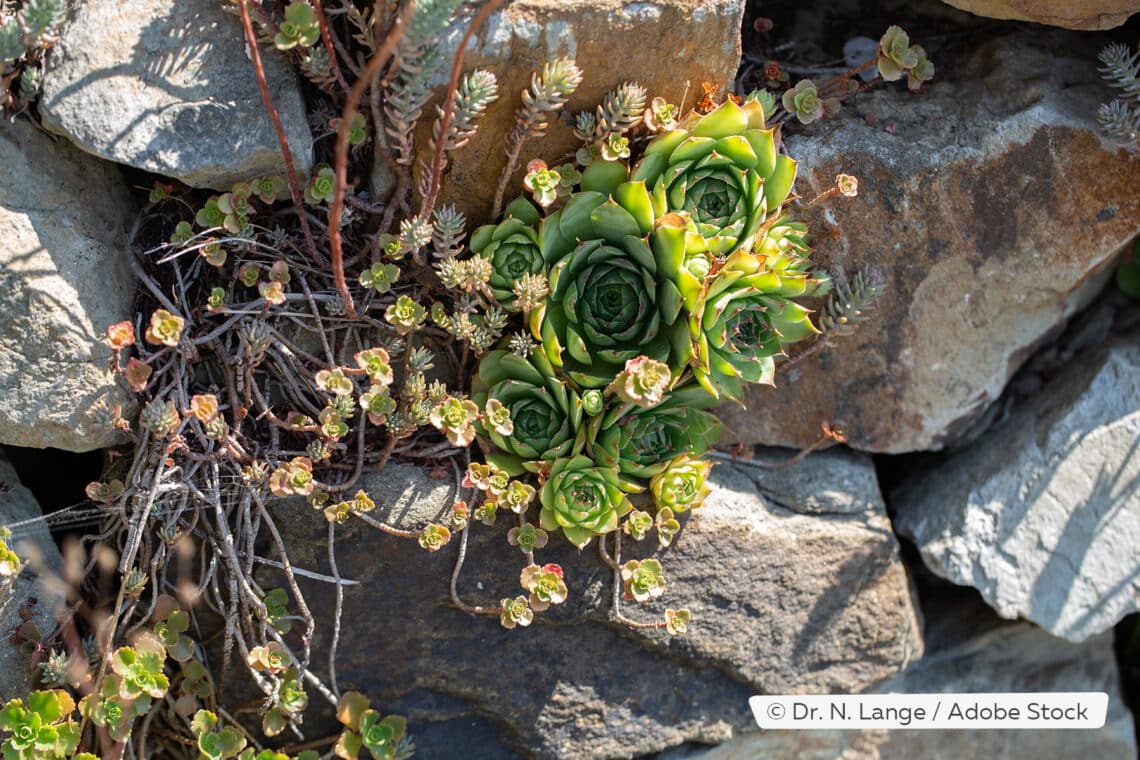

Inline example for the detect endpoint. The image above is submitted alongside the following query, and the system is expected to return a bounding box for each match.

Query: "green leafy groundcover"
[472,98,826,550]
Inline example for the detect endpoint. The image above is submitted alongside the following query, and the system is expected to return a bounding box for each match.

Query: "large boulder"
[262,452,921,758]
[393,0,745,222]
[939,0,1139,29]
[718,29,1140,453]
[40,0,312,189]
[665,592,1137,759]
[0,453,66,701]
[0,118,136,452]
[893,322,1140,643]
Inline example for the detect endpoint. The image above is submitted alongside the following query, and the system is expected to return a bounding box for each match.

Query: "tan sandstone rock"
[940,0,1138,29]
[399,0,746,223]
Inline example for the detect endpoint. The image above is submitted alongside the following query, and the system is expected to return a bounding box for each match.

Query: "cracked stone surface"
[263,453,921,758]
[0,118,136,451]
[894,328,1140,642]
[938,0,1139,29]
[717,28,1140,453]
[40,0,312,189]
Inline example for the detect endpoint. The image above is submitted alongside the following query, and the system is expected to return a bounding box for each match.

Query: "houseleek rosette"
[691,248,818,400]
[538,455,632,548]
[471,198,544,311]
[472,349,584,474]
[632,99,797,256]
[589,384,722,482]
[533,189,690,388]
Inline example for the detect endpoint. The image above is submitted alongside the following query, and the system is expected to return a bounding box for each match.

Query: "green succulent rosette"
[532,188,690,388]
[690,246,818,400]
[471,198,545,311]
[538,455,632,548]
[589,384,722,482]
[472,349,584,474]
[632,99,797,256]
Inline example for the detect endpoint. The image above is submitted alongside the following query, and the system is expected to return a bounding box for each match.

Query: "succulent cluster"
[458,96,838,629]
[0,0,64,107]
[1098,40,1140,148]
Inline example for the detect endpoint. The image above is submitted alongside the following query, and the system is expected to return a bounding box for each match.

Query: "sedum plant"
[1098,40,1140,148]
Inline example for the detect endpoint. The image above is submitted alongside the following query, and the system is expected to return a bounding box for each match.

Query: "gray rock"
[40,0,312,189]
[0,454,66,701]
[894,333,1140,642]
[261,450,921,759]
[718,28,1140,453]
[0,118,136,452]
[664,592,1136,759]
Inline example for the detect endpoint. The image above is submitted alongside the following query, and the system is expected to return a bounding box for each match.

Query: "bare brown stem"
[237,0,319,263]
[328,0,416,319]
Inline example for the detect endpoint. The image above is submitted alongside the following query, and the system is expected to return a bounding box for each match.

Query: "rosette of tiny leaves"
[665,608,691,634]
[269,457,315,497]
[907,45,934,90]
[110,638,169,708]
[656,507,680,547]
[360,386,396,425]
[632,99,796,256]
[877,25,918,82]
[499,596,534,629]
[247,643,290,675]
[623,509,653,541]
[520,563,568,611]
[263,588,292,634]
[359,263,400,293]
[0,690,79,760]
[145,308,184,346]
[590,384,721,482]
[690,246,818,399]
[251,176,285,204]
[418,524,451,552]
[644,96,678,132]
[472,349,584,474]
[608,355,671,408]
[429,396,479,446]
[507,522,548,552]
[385,295,428,334]
[192,710,247,760]
[275,2,321,50]
[305,165,336,205]
[499,479,536,513]
[649,455,711,512]
[354,348,394,386]
[483,398,513,435]
[106,321,135,350]
[535,187,690,387]
[334,692,408,760]
[621,558,665,602]
[538,455,632,548]
[781,79,823,124]
[315,367,354,396]
[470,198,545,311]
